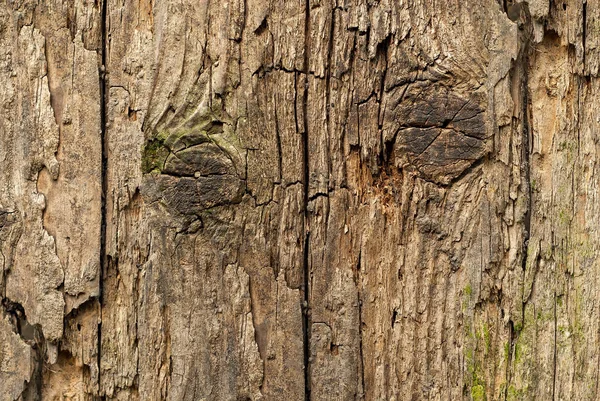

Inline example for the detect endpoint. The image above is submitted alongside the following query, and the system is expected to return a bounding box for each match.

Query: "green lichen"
[465,341,487,401]
[464,284,473,296]
[530,178,537,192]
[557,325,569,340]
[142,137,170,173]
[465,348,474,368]
[462,284,473,312]
[471,384,486,401]
[513,321,523,333]
[507,385,526,401]
[482,323,491,353]
[535,307,554,323]
[558,208,571,226]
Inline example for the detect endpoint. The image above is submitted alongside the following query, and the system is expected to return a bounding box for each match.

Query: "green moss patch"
[142,138,170,173]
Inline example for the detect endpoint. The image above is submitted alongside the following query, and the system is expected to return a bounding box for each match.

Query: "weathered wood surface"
[1,0,600,400]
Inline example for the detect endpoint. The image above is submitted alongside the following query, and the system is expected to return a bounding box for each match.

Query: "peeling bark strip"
[2,0,600,400]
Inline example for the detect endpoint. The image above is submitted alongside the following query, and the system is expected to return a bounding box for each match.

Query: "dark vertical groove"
[302,0,311,400]
[518,1,532,330]
[552,293,558,400]
[506,5,533,397]
[356,249,365,398]
[505,319,515,401]
[98,0,108,397]
[302,232,311,401]
[302,0,310,210]
[99,0,108,306]
[377,36,390,166]
[520,7,532,277]
[519,21,534,396]
[519,16,533,398]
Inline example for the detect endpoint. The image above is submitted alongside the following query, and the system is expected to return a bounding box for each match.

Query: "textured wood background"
[1,0,598,399]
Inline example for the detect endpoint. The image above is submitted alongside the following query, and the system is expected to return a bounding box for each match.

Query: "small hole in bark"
[563,3,567,10]
[384,140,395,162]
[128,107,137,121]
[391,309,398,328]
[77,323,81,331]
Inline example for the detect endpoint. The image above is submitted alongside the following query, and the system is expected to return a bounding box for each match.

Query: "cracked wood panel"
[104,0,512,399]
[0,0,103,400]
[2,0,600,400]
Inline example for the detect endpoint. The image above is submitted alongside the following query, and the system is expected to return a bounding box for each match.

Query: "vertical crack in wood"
[356,249,365,399]
[302,1,311,400]
[302,232,311,401]
[505,3,534,395]
[520,9,532,279]
[505,319,514,401]
[521,28,534,401]
[274,101,283,184]
[377,36,389,167]
[98,0,108,397]
[553,292,558,400]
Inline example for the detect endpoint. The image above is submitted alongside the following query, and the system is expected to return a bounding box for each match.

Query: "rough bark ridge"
[0,0,598,400]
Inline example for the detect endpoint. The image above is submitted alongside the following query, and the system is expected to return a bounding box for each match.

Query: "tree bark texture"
[0,0,597,400]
